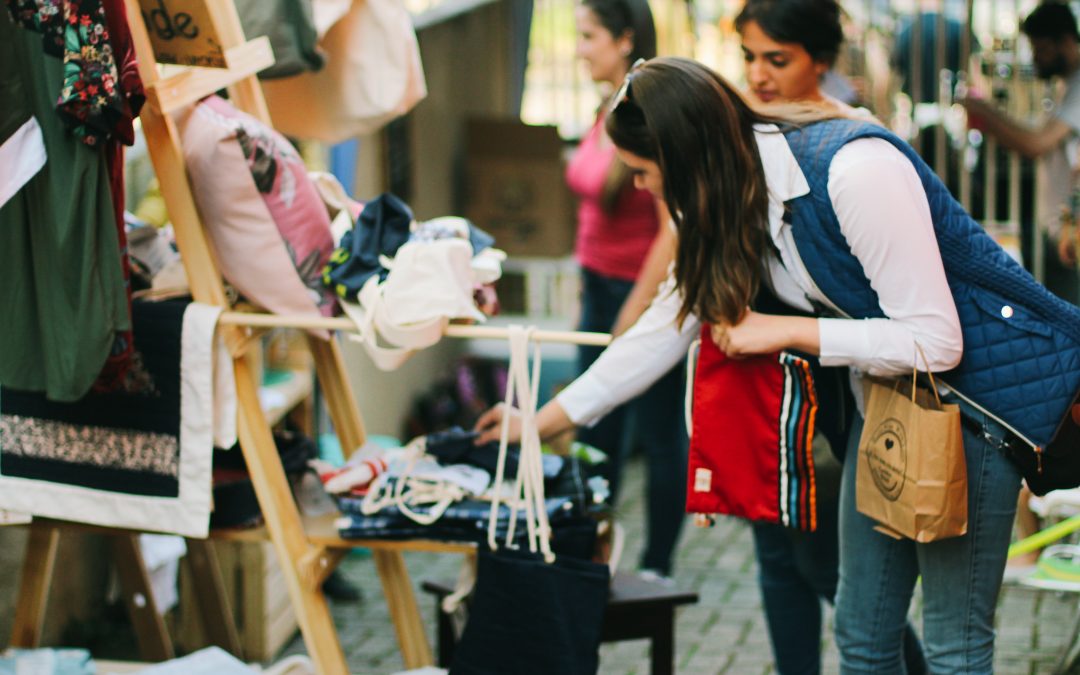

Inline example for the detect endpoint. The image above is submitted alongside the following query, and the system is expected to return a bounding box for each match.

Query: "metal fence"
[520,0,1080,281]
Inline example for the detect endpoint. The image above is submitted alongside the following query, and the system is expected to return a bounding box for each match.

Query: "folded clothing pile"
[331,427,608,557]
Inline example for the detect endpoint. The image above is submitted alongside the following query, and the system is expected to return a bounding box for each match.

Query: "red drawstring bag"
[685,324,820,530]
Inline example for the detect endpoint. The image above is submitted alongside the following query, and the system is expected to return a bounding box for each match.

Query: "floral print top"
[6,0,128,146]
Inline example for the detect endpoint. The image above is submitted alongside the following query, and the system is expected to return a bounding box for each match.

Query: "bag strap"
[507,326,548,552]
[910,342,942,407]
[391,448,466,525]
[684,337,700,436]
[487,327,520,551]
[488,325,554,561]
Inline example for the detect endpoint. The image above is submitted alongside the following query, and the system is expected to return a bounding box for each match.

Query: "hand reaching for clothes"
[473,402,521,446]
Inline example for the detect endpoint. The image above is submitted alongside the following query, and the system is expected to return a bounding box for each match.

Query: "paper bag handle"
[910,343,942,407]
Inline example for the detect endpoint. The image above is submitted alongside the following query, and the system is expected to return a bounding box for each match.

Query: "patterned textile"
[90,0,144,392]
[0,300,221,537]
[5,0,129,146]
[686,324,819,531]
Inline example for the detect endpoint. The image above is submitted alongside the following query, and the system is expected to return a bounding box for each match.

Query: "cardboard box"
[464,118,575,257]
[173,540,297,661]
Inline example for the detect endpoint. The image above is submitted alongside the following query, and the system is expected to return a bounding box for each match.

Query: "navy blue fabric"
[424,426,565,481]
[323,194,494,302]
[781,120,1080,449]
[324,192,413,301]
[466,224,495,256]
[450,548,609,675]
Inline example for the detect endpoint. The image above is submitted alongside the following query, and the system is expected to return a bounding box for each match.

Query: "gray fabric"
[235,0,323,79]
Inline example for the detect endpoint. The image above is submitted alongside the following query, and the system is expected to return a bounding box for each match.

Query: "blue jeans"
[577,267,688,575]
[754,497,927,675]
[753,504,840,675]
[834,398,1022,674]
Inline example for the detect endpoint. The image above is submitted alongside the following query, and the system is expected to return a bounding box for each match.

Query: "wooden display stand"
[8,2,472,673]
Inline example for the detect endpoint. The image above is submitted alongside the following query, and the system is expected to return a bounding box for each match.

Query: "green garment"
[0,10,129,401]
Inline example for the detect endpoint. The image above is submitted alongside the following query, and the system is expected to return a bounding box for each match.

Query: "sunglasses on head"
[608,58,647,115]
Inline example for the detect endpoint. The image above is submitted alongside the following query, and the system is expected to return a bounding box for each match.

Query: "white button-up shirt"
[557,125,963,426]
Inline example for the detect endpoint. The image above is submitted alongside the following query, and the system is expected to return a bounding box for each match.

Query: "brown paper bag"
[856,351,967,543]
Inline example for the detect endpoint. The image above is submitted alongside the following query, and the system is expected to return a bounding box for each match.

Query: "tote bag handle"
[684,338,700,435]
[488,325,555,561]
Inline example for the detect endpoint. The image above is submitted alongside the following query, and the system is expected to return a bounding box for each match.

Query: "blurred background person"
[566,0,687,583]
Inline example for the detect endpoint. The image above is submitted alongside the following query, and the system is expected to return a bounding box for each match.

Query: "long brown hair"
[605,57,839,326]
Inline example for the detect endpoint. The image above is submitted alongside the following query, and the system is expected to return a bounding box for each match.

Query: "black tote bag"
[449,326,610,675]
[450,548,609,675]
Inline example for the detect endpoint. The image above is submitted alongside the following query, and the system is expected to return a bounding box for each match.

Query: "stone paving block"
[602,639,651,660]
[1037,595,1078,622]
[695,582,733,601]
[679,603,718,624]
[597,657,648,675]
[695,625,747,652]
[719,586,763,609]
[682,650,732,674]
[993,657,1034,675]
[998,626,1036,646]
[723,651,774,674]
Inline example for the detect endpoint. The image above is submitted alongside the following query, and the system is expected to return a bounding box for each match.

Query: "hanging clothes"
[5,0,130,146]
[0,299,225,538]
[101,0,145,146]
[92,0,146,393]
[0,4,46,209]
[0,8,128,401]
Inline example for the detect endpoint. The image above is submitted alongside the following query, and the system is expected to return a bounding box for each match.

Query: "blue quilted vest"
[780,119,1080,449]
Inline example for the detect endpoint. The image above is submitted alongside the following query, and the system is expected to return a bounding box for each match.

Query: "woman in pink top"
[566,0,686,581]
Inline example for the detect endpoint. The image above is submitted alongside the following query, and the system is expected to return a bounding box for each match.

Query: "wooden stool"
[421,571,699,675]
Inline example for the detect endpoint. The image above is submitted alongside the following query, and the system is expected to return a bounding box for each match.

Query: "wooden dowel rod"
[217,312,613,346]
[220,313,352,331]
[444,324,610,345]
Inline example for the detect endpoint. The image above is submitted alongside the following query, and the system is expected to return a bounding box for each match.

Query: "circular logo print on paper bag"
[865,418,907,501]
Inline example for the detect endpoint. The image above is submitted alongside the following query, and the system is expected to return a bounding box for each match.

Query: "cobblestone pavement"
[281,456,1080,674]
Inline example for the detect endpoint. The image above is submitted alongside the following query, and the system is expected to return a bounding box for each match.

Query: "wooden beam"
[144,37,274,116]
[110,534,175,661]
[9,523,59,647]
[373,550,435,668]
[234,356,349,674]
[183,538,243,656]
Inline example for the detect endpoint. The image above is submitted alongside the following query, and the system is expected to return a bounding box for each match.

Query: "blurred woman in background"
[566,0,688,582]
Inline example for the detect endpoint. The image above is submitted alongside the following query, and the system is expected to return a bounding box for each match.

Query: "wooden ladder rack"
[9,1,474,672]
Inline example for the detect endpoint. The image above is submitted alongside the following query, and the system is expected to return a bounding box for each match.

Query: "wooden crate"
[173,540,297,661]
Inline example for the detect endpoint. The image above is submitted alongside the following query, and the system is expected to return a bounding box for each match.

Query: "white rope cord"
[504,328,532,550]
[487,326,554,561]
[358,440,467,525]
[684,338,700,436]
[487,326,521,551]
[505,329,543,553]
